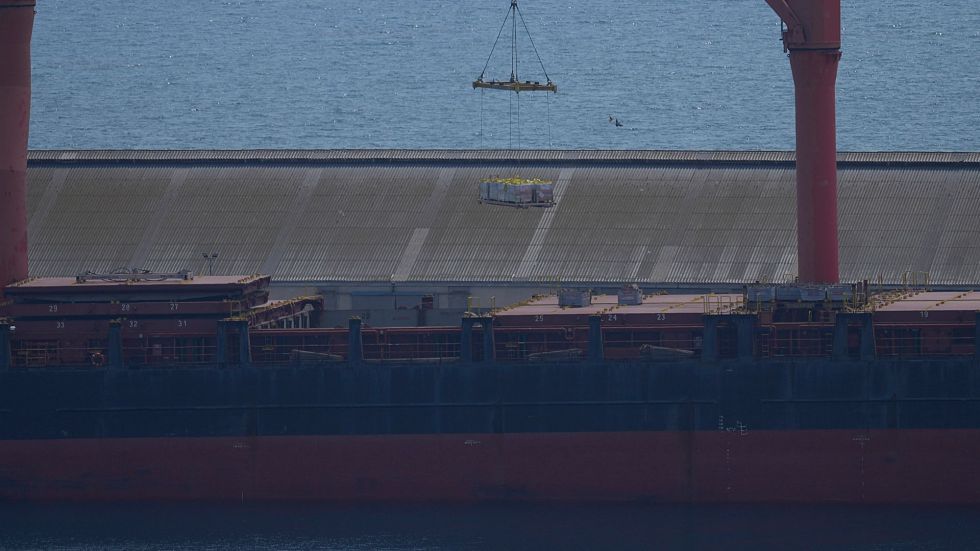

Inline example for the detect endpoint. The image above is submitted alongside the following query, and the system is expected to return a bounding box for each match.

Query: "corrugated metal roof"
[23,150,980,285]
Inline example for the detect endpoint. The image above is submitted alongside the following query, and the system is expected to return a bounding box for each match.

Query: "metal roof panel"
[22,150,980,285]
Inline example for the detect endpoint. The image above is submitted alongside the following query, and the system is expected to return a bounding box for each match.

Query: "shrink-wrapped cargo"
[479,177,554,207]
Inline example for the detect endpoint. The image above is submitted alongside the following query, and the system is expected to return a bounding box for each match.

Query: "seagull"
[615,118,624,127]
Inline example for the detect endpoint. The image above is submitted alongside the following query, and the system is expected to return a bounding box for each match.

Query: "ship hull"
[2,429,979,503]
[3,358,980,503]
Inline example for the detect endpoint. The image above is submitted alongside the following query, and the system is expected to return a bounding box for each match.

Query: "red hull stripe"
[2,430,979,504]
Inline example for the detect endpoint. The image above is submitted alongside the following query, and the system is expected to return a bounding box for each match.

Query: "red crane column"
[766,0,841,284]
[0,0,34,294]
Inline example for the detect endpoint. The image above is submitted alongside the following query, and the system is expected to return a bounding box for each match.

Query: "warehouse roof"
[25,149,980,285]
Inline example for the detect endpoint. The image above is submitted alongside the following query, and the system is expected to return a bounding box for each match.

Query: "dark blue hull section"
[2,358,979,441]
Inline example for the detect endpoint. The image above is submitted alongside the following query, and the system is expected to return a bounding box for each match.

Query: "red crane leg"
[0,0,34,293]
[767,0,842,284]
[791,48,841,284]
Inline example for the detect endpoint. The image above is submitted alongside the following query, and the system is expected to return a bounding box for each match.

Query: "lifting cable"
[515,1,551,84]
[475,0,557,149]
[478,3,515,84]
[546,91,551,147]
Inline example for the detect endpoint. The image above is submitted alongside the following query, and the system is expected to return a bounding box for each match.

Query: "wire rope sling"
[474,0,557,148]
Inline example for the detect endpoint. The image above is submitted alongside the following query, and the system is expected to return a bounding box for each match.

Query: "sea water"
[29,0,980,151]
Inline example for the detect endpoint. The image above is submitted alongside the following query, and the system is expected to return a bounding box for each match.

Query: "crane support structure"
[766,0,842,284]
[0,0,34,294]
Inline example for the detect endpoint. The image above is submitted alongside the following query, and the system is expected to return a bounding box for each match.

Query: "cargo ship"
[3,273,980,503]
[4,0,980,503]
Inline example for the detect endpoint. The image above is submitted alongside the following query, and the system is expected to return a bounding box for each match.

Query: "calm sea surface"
[3,503,980,550]
[29,0,980,151]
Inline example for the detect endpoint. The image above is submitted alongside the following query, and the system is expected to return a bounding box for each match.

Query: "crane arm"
[764,0,806,51]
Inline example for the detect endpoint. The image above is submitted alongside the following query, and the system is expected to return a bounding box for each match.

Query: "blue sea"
[29,0,980,151]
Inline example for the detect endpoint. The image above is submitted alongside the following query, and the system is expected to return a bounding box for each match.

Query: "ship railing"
[900,271,931,291]
[9,339,63,368]
[874,322,976,358]
[7,339,222,369]
[250,328,346,364]
[249,326,462,363]
[492,324,710,362]
[360,341,463,363]
[6,320,979,369]
[121,341,219,368]
[755,324,834,358]
[249,343,465,364]
[253,343,345,364]
[702,293,743,315]
[601,333,702,362]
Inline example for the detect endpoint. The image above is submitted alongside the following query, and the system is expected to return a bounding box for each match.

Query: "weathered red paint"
[791,48,841,284]
[768,0,841,284]
[0,0,34,294]
[2,430,980,503]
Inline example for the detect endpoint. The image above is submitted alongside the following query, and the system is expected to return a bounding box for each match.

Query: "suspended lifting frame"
[473,0,556,94]
[473,79,556,94]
